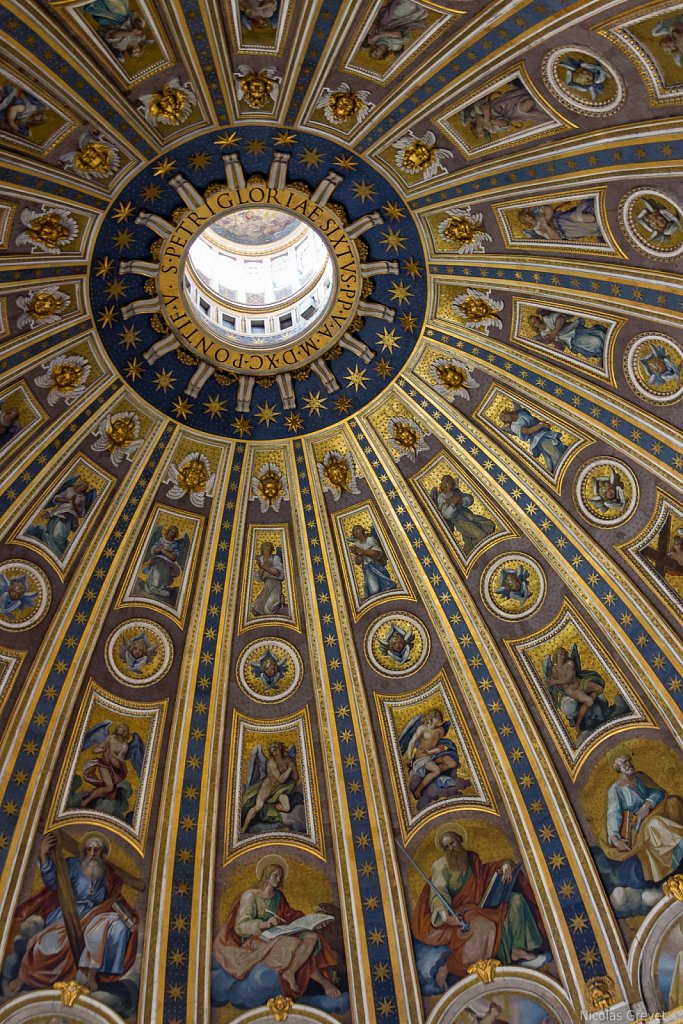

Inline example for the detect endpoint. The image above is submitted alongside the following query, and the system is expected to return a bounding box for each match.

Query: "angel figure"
[234,65,280,109]
[640,345,682,387]
[316,82,375,125]
[83,0,151,60]
[544,645,604,730]
[460,80,547,140]
[77,721,144,813]
[557,56,610,101]
[542,644,630,736]
[664,531,683,577]
[378,622,413,664]
[27,475,97,560]
[652,15,683,66]
[250,649,288,690]
[399,708,464,806]
[239,0,278,31]
[241,741,302,834]
[0,573,37,618]
[635,197,683,246]
[363,0,428,60]
[517,198,604,243]
[120,630,157,674]
[0,85,48,137]
[589,468,626,513]
[461,1002,510,1024]
[495,565,530,601]
[527,310,606,360]
[251,542,287,617]
[0,403,19,447]
[499,406,566,473]
[138,524,189,603]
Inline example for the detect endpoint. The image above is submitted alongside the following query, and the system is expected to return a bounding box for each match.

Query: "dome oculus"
[158,184,361,374]
[183,207,336,351]
[93,126,428,439]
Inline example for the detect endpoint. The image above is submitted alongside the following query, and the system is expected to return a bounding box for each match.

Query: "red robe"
[11,865,137,988]
[213,889,337,998]
[412,851,545,978]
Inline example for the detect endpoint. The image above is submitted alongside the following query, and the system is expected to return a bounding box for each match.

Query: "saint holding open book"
[212,855,341,1001]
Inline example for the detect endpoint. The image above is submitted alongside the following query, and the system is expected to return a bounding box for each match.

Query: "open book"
[260,912,335,941]
[479,863,522,909]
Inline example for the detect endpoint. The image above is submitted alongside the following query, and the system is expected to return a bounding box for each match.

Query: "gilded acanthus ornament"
[387,415,429,462]
[437,205,492,254]
[430,357,479,402]
[392,130,453,181]
[17,206,78,254]
[466,958,501,983]
[317,450,360,501]
[317,82,374,125]
[54,979,90,1006]
[451,288,504,333]
[663,874,683,900]
[35,354,91,407]
[91,410,143,466]
[251,462,289,512]
[138,78,197,126]
[167,452,216,508]
[234,65,281,108]
[16,285,70,330]
[267,994,293,1021]
[61,130,121,180]
[586,975,616,1011]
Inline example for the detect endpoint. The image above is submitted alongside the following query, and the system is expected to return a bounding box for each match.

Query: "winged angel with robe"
[399,708,468,811]
[543,643,629,738]
[70,720,145,823]
[241,741,306,835]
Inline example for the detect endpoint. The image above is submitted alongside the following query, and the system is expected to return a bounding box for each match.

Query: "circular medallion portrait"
[481,553,546,620]
[625,333,683,405]
[619,189,683,260]
[237,638,303,702]
[364,613,429,676]
[106,619,174,686]
[543,47,624,115]
[0,560,50,630]
[574,459,639,528]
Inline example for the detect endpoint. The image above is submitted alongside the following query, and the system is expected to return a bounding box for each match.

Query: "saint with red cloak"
[412,827,548,989]
[8,832,137,992]
[212,856,340,1000]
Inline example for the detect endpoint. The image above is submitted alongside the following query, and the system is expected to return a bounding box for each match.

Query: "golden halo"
[79,830,111,856]
[610,744,634,771]
[435,822,467,851]
[256,854,289,883]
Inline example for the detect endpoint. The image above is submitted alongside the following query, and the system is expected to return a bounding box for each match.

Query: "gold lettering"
[214,193,235,209]
[153,184,367,374]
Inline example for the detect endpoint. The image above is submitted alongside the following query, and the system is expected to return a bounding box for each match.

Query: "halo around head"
[79,830,111,856]
[435,822,467,850]
[611,745,634,771]
[256,854,289,883]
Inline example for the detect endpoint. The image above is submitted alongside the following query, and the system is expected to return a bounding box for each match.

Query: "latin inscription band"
[157,186,362,374]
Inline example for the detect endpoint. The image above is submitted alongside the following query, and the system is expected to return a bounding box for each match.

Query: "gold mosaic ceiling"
[0,2,681,1024]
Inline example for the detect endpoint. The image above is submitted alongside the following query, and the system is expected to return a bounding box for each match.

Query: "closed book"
[479,864,522,909]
